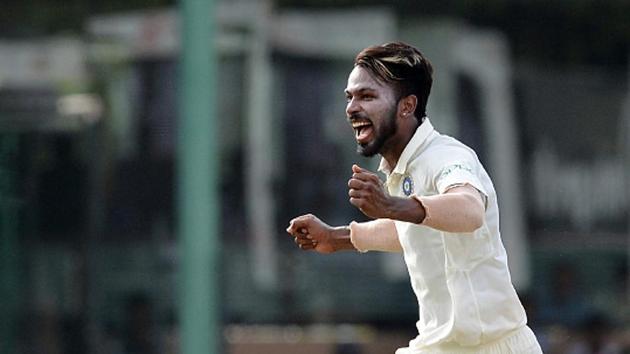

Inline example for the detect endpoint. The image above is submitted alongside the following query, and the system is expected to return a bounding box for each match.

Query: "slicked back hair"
[354,42,433,120]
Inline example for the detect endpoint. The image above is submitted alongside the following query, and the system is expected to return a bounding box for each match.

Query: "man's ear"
[398,95,418,118]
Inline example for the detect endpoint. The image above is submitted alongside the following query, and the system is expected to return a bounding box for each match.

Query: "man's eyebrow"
[344,87,377,95]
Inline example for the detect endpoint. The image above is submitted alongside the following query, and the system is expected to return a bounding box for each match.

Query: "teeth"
[352,122,372,128]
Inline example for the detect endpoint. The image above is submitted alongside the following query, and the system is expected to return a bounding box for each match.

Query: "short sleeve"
[435,162,487,197]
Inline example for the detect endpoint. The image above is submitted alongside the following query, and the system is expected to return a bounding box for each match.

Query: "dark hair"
[354,42,433,119]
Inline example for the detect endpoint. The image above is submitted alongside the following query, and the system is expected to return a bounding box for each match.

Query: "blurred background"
[1,0,630,353]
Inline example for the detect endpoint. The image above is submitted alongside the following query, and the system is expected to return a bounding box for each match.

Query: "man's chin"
[356,143,379,157]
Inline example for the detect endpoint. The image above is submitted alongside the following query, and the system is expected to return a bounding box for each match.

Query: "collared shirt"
[382,119,527,349]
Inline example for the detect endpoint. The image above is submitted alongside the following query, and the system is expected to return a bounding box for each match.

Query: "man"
[286,42,542,353]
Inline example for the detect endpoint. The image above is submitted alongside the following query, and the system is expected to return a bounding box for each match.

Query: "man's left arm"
[348,165,485,233]
[412,185,485,233]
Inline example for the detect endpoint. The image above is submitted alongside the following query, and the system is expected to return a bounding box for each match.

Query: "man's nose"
[346,98,360,117]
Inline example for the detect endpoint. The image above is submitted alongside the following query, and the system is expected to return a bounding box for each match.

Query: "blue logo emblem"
[402,175,414,196]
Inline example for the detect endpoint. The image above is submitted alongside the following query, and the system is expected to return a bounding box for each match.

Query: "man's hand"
[286,214,344,253]
[348,164,393,219]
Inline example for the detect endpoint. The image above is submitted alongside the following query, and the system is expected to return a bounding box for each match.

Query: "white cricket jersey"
[380,119,527,350]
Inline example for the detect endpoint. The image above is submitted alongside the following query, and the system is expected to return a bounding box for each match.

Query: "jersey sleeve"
[433,150,487,198]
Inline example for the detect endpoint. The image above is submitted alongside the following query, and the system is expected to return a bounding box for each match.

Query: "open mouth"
[352,121,374,144]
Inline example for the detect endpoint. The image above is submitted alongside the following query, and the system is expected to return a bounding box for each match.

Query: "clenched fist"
[348,164,394,219]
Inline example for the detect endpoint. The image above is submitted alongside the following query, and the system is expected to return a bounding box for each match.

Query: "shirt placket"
[385,173,403,196]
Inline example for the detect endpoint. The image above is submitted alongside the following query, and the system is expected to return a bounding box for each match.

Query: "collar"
[378,118,435,175]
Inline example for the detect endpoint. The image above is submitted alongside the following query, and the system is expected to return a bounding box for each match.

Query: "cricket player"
[286,42,542,353]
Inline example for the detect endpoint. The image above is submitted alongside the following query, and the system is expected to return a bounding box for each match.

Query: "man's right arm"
[349,219,402,253]
[327,226,356,251]
[287,214,354,253]
[287,214,401,253]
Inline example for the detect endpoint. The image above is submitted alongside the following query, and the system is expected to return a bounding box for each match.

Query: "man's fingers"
[286,218,301,234]
[287,214,325,251]
[348,188,366,198]
[286,221,295,234]
[349,197,363,209]
[287,225,300,236]
[299,242,316,251]
[349,197,372,218]
[295,235,317,250]
[348,178,367,190]
[287,215,314,235]
[295,237,313,245]
[351,172,381,186]
[351,172,371,181]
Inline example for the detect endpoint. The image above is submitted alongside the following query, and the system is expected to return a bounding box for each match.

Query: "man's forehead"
[345,66,385,92]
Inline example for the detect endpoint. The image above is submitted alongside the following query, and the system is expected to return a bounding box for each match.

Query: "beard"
[356,107,398,157]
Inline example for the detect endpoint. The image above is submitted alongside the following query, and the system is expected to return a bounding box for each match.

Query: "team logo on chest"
[402,175,414,196]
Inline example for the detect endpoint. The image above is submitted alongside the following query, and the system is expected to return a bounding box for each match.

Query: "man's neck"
[381,119,421,171]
